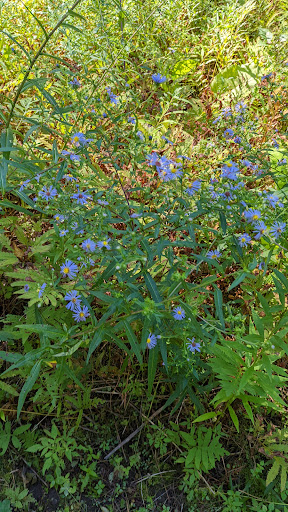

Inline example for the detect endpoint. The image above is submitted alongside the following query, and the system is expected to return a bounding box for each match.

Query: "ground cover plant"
[1,0,288,510]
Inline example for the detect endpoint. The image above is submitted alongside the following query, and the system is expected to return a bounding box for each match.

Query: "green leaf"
[0,199,34,216]
[86,329,104,363]
[0,252,18,268]
[0,380,19,397]
[266,459,280,486]
[193,412,218,423]
[16,324,64,339]
[61,22,82,34]
[214,286,225,329]
[67,9,87,21]
[144,271,163,305]
[241,398,254,424]
[0,160,8,193]
[21,3,48,39]
[238,366,255,393]
[17,360,42,419]
[219,211,227,234]
[228,272,247,291]
[228,405,239,432]
[1,30,32,62]
[281,462,287,492]
[123,320,142,364]
[274,269,288,291]
[171,59,197,78]
[0,421,11,455]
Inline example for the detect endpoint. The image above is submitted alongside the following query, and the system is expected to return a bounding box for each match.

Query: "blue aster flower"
[69,77,81,88]
[97,238,111,250]
[128,116,136,124]
[71,132,87,146]
[71,222,84,234]
[187,338,201,353]
[19,179,30,191]
[221,107,232,118]
[221,161,239,180]
[270,221,286,239]
[152,73,167,83]
[261,72,273,81]
[137,130,144,141]
[172,307,185,320]
[82,238,96,252]
[234,136,241,144]
[64,290,81,311]
[38,283,47,298]
[72,305,90,322]
[238,233,251,247]
[206,250,221,260]
[146,333,157,349]
[186,180,201,195]
[54,214,65,223]
[162,135,174,145]
[253,221,267,240]
[60,260,78,279]
[97,199,109,205]
[59,229,68,237]
[272,138,279,149]
[106,87,119,105]
[64,173,77,182]
[71,191,91,205]
[146,152,160,166]
[277,159,286,166]
[266,194,283,208]
[24,284,30,292]
[168,166,183,180]
[39,186,57,201]
[224,128,234,139]
[235,101,247,113]
[243,209,261,224]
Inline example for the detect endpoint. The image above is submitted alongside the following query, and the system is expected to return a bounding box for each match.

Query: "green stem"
[6,0,83,128]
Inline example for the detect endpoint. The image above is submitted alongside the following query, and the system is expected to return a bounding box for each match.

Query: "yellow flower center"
[103,241,107,246]
[87,244,90,249]
[55,216,60,220]
[241,237,246,243]
[162,171,167,176]
[72,298,76,303]
[253,215,259,220]
[227,162,232,167]
[212,254,217,259]
[63,267,69,274]
[79,312,84,318]
[74,136,79,142]
[147,338,151,344]
[171,168,176,174]
[177,310,181,315]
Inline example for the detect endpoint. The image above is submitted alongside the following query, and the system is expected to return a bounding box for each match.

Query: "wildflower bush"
[1,0,288,509]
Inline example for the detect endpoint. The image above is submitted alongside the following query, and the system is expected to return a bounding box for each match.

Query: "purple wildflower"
[146,333,157,349]
[72,305,90,322]
[64,290,81,311]
[60,260,78,279]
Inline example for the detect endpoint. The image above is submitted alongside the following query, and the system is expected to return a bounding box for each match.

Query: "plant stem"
[6,0,83,128]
